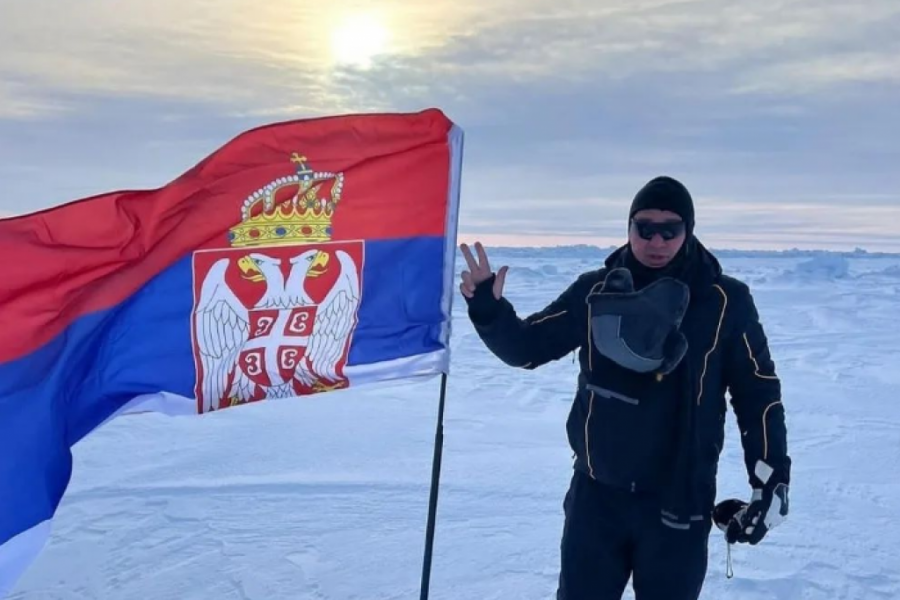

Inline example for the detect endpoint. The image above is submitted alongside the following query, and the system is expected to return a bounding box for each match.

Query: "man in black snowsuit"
[459,176,791,600]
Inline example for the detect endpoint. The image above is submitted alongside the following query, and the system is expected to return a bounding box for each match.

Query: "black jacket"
[466,240,790,530]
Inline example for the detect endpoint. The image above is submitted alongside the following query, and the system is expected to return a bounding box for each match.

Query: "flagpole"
[419,371,448,600]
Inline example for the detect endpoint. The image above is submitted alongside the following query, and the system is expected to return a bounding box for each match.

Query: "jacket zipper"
[585,391,595,479]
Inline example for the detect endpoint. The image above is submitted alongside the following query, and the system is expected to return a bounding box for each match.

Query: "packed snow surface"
[10,247,900,599]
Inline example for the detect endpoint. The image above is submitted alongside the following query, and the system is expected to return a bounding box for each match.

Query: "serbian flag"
[0,108,463,596]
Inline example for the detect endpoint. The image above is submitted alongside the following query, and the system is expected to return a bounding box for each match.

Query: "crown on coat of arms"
[228,153,344,247]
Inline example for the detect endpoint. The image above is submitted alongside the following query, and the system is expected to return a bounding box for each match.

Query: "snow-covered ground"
[10,246,900,599]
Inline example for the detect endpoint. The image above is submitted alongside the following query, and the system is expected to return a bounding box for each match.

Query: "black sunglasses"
[631,219,685,241]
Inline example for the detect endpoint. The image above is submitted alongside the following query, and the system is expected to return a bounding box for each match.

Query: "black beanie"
[629,176,695,237]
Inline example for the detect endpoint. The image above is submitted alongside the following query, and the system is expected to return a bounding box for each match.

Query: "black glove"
[716,460,790,545]
[464,274,504,325]
[587,267,690,375]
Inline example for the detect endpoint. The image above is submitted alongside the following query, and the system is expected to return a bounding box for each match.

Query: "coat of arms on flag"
[191,153,363,412]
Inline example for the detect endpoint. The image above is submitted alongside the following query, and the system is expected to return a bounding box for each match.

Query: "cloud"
[2,0,898,117]
[734,53,900,95]
[458,191,900,251]
[0,0,897,250]
[0,78,69,119]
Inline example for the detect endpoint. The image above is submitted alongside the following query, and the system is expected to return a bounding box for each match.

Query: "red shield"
[191,240,364,412]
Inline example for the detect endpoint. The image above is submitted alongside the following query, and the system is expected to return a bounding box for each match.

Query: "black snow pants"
[556,470,713,600]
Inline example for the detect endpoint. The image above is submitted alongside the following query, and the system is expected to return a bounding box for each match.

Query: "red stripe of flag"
[0,109,454,364]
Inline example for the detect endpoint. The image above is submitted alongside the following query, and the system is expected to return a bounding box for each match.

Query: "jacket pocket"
[585,383,640,405]
[575,383,648,485]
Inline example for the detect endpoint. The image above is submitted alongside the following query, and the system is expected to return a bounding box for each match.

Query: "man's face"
[628,209,687,268]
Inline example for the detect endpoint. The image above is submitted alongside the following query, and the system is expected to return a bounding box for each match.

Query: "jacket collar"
[603,237,722,296]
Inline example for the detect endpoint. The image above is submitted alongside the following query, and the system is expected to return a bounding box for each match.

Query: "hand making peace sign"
[459,242,508,300]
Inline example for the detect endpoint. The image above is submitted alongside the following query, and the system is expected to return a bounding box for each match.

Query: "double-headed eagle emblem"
[191,154,362,412]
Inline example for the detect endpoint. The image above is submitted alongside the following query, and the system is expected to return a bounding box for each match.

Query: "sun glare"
[330,13,390,69]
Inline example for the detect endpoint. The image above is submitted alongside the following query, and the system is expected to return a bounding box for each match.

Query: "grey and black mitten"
[720,459,790,545]
[587,267,690,375]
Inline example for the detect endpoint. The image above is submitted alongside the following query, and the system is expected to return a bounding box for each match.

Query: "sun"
[330,13,390,69]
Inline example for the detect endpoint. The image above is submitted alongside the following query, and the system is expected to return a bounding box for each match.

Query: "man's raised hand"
[459,242,507,300]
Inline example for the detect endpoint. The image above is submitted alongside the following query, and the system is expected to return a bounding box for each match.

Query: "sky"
[0,0,898,251]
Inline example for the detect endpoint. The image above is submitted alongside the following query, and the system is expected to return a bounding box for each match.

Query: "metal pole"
[419,371,448,600]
